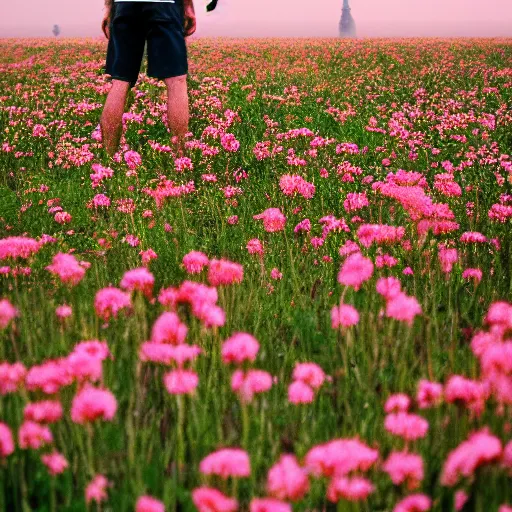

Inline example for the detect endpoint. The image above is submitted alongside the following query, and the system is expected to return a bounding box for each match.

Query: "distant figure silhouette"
[52,24,60,37]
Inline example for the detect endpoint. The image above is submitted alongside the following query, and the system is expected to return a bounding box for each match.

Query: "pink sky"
[1,0,511,37]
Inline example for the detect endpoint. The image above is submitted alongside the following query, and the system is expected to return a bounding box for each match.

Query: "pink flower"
[0,422,14,458]
[460,231,487,244]
[337,253,374,291]
[485,301,512,331]
[247,238,264,256]
[455,491,469,511]
[288,380,314,404]
[24,401,63,423]
[208,259,244,286]
[270,268,283,280]
[385,394,411,413]
[376,277,402,300]
[416,380,443,409]
[85,475,110,504]
[267,454,309,501]
[357,224,405,248]
[253,208,286,233]
[292,363,325,390]
[221,133,240,152]
[444,375,489,414]
[344,192,369,212]
[441,429,502,486]
[0,299,18,329]
[393,494,431,512]
[222,333,260,365]
[503,440,512,470]
[140,248,158,266]
[151,312,188,345]
[183,251,209,274]
[124,150,142,169]
[462,268,483,283]
[231,369,272,403]
[54,211,72,224]
[227,215,239,225]
[0,236,41,260]
[384,412,429,441]
[294,219,311,233]
[331,303,359,328]
[438,247,458,274]
[25,359,72,394]
[41,452,69,475]
[199,448,251,479]
[135,496,165,512]
[0,362,26,394]
[382,451,424,489]
[94,287,131,321]
[164,369,199,395]
[250,499,291,512]
[192,487,238,512]
[18,421,53,449]
[56,305,72,319]
[327,476,374,502]
[305,438,378,477]
[385,293,422,326]
[120,267,155,297]
[70,386,117,424]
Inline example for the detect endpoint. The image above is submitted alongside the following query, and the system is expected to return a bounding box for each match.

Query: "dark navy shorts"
[105,1,188,88]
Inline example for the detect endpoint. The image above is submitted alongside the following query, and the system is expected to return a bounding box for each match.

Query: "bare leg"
[100,80,130,157]
[164,74,189,157]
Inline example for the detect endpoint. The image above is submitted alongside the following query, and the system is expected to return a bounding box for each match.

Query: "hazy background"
[0,0,511,38]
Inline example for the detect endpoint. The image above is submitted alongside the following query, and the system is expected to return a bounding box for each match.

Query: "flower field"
[0,37,511,511]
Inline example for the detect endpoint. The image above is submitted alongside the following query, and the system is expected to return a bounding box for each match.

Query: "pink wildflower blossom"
[231,369,273,403]
[164,369,199,395]
[383,451,424,489]
[183,251,209,274]
[394,494,431,512]
[208,259,244,286]
[222,333,260,365]
[120,267,155,297]
[18,421,53,449]
[70,386,117,424]
[86,475,110,504]
[337,253,374,291]
[441,429,502,486]
[41,452,69,475]
[94,287,131,321]
[200,448,251,479]
[384,412,429,441]
[267,454,309,501]
[327,476,375,502]
[0,423,14,458]
[288,380,314,404]
[192,487,238,512]
[253,208,286,232]
[0,299,18,329]
[331,303,359,328]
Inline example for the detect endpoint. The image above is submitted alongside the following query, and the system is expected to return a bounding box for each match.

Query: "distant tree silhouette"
[52,24,61,37]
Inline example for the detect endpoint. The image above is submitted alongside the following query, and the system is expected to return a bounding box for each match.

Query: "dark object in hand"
[206,0,218,12]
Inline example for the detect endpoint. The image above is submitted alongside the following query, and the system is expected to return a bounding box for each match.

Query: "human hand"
[183,8,196,37]
[101,15,111,39]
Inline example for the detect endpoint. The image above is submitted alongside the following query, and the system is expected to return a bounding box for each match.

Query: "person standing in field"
[100,0,196,157]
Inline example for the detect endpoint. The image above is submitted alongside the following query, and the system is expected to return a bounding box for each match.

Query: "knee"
[165,74,188,88]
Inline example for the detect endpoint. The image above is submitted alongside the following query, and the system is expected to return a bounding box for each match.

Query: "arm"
[183,0,197,37]
[102,0,113,39]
